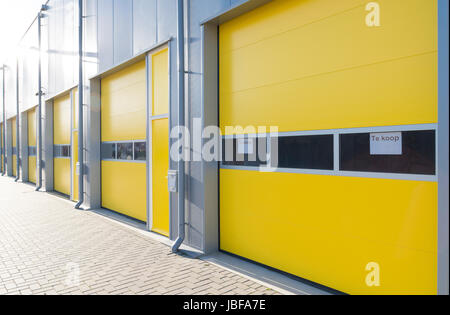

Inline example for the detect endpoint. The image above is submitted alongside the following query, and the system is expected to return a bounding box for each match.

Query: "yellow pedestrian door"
[150,48,170,237]
[72,88,79,201]
[53,93,71,197]
[28,107,37,184]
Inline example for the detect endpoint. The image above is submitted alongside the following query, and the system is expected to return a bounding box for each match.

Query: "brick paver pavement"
[0,176,281,295]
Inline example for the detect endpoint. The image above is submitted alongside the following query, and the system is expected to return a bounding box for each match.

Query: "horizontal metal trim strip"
[44,83,78,102]
[25,105,38,113]
[101,140,146,144]
[221,124,438,139]
[220,165,438,182]
[150,114,169,120]
[101,159,146,164]
[89,38,172,81]
[201,0,273,25]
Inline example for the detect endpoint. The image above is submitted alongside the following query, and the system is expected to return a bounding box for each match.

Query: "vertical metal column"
[438,0,449,296]
[75,0,84,209]
[15,59,20,182]
[172,0,186,253]
[36,12,43,191]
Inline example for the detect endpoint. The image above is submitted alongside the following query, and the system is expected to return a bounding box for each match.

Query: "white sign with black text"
[370,132,402,155]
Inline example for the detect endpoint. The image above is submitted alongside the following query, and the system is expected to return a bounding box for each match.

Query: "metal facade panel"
[188,0,230,78]
[156,0,176,42]
[4,60,17,119]
[200,22,221,253]
[19,21,40,112]
[438,0,450,296]
[185,0,236,250]
[47,0,57,98]
[133,0,157,54]
[113,0,133,64]
[54,0,65,93]
[97,0,114,71]
[230,0,249,8]
[85,78,102,209]
[62,0,76,89]
[167,39,178,241]
[84,0,99,83]
[46,0,78,97]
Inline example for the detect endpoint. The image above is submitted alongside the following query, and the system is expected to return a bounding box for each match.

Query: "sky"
[0,0,45,64]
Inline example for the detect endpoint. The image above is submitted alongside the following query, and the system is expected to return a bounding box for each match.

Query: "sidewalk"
[0,176,281,295]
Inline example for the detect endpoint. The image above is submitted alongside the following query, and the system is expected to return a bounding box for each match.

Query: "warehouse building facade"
[1,0,449,295]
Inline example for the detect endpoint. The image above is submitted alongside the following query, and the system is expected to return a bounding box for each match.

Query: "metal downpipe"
[36,12,43,191]
[172,0,186,253]
[15,59,20,182]
[75,0,84,209]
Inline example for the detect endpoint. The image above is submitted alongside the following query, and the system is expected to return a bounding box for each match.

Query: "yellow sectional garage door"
[53,93,71,197]
[28,107,37,184]
[101,60,147,222]
[219,0,438,294]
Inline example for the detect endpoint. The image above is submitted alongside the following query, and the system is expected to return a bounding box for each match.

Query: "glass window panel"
[28,146,37,156]
[62,146,71,157]
[277,135,334,170]
[53,145,71,158]
[134,142,146,161]
[340,130,436,175]
[222,136,267,167]
[101,143,116,160]
[117,143,133,161]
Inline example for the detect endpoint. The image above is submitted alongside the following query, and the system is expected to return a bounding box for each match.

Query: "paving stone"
[0,177,281,295]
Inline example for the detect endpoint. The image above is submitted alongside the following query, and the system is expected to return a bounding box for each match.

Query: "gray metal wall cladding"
[47,0,79,98]
[2,59,17,120]
[20,21,40,113]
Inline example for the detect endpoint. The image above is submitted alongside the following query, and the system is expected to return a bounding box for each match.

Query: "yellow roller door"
[220,0,437,134]
[101,60,147,222]
[11,117,17,177]
[28,107,37,184]
[53,93,71,196]
[219,0,438,294]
